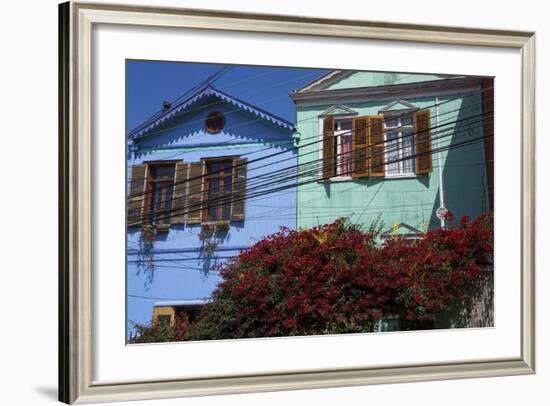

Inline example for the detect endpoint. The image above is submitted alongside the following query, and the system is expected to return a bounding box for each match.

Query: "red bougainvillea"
[187,213,493,341]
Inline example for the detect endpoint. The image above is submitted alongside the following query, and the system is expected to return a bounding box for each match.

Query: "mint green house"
[290,71,494,237]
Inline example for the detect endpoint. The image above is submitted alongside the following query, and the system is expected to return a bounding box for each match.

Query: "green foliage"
[129,316,189,344]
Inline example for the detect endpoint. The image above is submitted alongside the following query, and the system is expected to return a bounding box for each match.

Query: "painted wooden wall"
[295,74,490,235]
[127,96,296,337]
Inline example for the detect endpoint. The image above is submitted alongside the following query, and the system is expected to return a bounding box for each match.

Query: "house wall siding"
[127,98,296,337]
[324,72,453,90]
[295,87,490,234]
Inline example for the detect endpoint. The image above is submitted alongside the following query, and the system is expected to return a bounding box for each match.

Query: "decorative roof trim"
[381,222,424,237]
[129,85,295,139]
[379,99,419,112]
[293,70,352,93]
[290,77,480,107]
[319,104,358,117]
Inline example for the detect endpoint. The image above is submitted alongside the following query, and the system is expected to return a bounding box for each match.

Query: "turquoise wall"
[295,89,490,234]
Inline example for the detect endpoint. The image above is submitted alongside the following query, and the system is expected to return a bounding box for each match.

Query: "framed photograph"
[59,1,535,404]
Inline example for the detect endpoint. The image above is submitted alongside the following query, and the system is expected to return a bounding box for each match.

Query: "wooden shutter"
[186,162,204,224]
[368,116,385,177]
[170,161,188,224]
[351,116,369,179]
[322,116,335,179]
[127,164,148,227]
[414,110,433,175]
[231,158,247,221]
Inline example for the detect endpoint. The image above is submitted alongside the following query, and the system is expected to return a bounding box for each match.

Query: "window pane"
[222,176,232,221]
[338,134,352,176]
[402,130,416,174]
[385,131,400,175]
[222,161,233,174]
[209,162,222,173]
[205,159,234,222]
[384,118,398,128]
[147,164,176,224]
[164,184,174,220]
[150,165,175,180]
[401,115,413,126]
[207,179,219,221]
[151,183,162,223]
[209,161,233,176]
[336,120,352,131]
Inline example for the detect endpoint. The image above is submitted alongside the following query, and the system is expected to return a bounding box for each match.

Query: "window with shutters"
[383,113,416,176]
[320,109,432,181]
[320,117,353,179]
[129,157,247,228]
[335,119,353,177]
[203,159,234,223]
[146,164,176,225]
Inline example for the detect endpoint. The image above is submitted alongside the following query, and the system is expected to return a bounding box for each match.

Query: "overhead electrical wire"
[130,117,492,227]
[126,93,490,183]
[127,72,475,161]
[128,81,490,169]
[130,109,491,213]
[127,101,491,202]
[130,115,491,226]
[128,67,328,139]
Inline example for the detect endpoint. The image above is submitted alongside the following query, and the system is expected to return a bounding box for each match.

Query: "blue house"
[126,85,296,337]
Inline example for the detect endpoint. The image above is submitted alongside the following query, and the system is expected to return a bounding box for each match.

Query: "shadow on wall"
[429,97,490,230]
[196,222,239,275]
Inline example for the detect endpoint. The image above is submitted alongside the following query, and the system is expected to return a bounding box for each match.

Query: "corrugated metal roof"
[129,85,295,139]
[154,299,210,307]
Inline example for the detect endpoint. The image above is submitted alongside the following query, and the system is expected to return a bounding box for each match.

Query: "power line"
[131,117,489,226]
[129,70,422,138]
[126,94,488,182]
[131,120,491,226]
[134,110,489,214]
[128,73,479,163]
[128,67,325,139]
[129,83,491,172]
[129,66,233,134]
[127,101,491,204]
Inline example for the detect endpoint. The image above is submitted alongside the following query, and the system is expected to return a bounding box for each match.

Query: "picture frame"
[59,1,536,404]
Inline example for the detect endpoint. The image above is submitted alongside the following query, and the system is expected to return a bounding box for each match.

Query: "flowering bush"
[186,213,493,341]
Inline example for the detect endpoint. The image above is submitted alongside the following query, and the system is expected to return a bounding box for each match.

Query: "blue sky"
[126,60,329,131]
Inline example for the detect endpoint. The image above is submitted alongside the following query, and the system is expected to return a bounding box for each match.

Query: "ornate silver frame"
[59,2,536,403]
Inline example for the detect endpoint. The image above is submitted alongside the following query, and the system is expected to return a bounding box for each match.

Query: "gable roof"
[381,222,424,237]
[319,104,358,117]
[293,70,352,93]
[379,99,419,112]
[293,70,461,95]
[129,85,295,139]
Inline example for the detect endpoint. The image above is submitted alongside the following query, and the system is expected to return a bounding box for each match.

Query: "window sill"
[317,174,423,182]
[317,176,353,183]
[201,220,230,230]
[154,224,170,233]
[384,174,419,179]
[141,223,170,233]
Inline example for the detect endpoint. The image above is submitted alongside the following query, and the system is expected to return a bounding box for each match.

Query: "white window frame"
[382,111,418,178]
[318,115,354,181]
